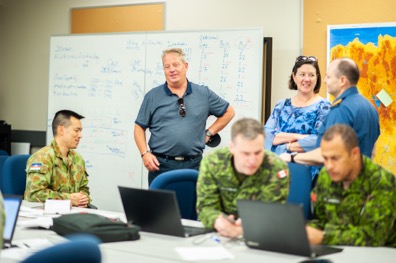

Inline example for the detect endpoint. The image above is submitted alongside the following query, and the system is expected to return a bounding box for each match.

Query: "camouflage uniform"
[309,155,396,247]
[24,139,91,204]
[0,192,4,249]
[197,148,289,228]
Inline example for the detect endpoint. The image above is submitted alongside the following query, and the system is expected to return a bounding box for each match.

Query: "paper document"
[376,89,393,107]
[175,246,234,261]
[17,217,53,229]
[44,200,71,215]
[19,205,45,218]
[1,238,55,261]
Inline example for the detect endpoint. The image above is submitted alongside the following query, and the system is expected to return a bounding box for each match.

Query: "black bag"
[52,213,140,242]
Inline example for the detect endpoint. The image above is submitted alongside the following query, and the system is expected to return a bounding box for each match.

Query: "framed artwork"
[327,23,396,174]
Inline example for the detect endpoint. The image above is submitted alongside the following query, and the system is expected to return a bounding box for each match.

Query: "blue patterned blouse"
[264,98,331,154]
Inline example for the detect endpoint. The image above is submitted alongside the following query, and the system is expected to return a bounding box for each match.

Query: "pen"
[210,235,221,243]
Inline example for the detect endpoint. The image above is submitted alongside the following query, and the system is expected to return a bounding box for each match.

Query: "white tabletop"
[2,202,396,263]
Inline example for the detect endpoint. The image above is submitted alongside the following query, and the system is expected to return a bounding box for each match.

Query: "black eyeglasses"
[178,98,186,117]
[295,56,318,63]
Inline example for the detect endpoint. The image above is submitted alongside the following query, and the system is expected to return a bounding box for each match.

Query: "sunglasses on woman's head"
[295,56,318,62]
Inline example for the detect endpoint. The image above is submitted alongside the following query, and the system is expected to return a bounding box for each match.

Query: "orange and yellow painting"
[328,23,396,175]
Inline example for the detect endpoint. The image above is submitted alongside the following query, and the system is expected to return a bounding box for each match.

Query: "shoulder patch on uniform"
[311,192,317,203]
[277,169,288,179]
[331,98,343,107]
[29,163,42,171]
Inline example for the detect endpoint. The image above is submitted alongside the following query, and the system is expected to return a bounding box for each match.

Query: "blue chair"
[287,162,312,219]
[2,154,30,195]
[150,169,199,220]
[0,149,9,156]
[21,234,101,263]
[0,155,9,191]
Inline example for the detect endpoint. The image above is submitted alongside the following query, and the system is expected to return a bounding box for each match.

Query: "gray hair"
[162,48,187,64]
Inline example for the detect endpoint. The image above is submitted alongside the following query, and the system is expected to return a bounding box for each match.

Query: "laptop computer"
[118,186,212,238]
[3,195,23,248]
[237,200,343,258]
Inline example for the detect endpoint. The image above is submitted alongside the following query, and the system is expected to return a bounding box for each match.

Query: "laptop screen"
[3,195,22,244]
[237,200,343,258]
[118,186,186,237]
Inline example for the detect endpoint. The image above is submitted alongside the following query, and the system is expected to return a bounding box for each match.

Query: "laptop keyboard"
[310,244,343,257]
[3,243,18,249]
[183,225,212,237]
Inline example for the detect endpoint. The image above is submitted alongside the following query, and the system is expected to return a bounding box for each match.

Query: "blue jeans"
[148,155,202,185]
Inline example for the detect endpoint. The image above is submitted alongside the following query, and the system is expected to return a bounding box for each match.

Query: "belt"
[152,152,202,162]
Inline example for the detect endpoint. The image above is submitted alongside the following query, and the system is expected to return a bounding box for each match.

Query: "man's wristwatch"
[205,129,213,138]
[290,152,298,163]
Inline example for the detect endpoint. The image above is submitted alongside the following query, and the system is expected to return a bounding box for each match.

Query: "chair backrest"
[287,162,312,219]
[0,155,9,191]
[2,154,31,195]
[0,149,9,156]
[21,234,101,263]
[150,169,199,220]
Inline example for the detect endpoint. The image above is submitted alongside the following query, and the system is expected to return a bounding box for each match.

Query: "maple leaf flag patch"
[277,169,288,179]
[311,193,317,203]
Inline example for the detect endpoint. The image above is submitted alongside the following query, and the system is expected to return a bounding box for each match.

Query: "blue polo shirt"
[135,80,229,156]
[316,87,380,157]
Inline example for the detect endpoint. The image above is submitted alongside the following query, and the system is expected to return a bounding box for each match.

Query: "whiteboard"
[47,29,263,211]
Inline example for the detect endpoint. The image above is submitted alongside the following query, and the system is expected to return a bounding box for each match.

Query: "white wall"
[0,0,301,130]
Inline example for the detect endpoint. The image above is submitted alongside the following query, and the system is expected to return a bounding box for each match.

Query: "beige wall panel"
[71,3,164,33]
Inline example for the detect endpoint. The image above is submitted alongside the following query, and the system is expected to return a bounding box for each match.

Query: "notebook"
[118,186,212,237]
[3,195,23,248]
[237,200,343,258]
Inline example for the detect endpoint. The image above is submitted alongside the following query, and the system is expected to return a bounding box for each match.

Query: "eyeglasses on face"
[295,56,318,63]
[178,98,186,117]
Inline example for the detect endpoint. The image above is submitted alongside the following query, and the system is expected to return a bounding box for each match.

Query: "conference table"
[1,202,396,263]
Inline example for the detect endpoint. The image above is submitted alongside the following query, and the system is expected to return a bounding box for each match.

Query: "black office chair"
[150,169,199,220]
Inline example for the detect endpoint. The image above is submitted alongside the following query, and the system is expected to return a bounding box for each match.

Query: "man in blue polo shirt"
[280,57,380,167]
[134,48,235,185]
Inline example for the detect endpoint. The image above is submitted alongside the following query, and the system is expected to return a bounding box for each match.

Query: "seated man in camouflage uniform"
[307,124,396,246]
[196,118,289,238]
[24,110,91,208]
